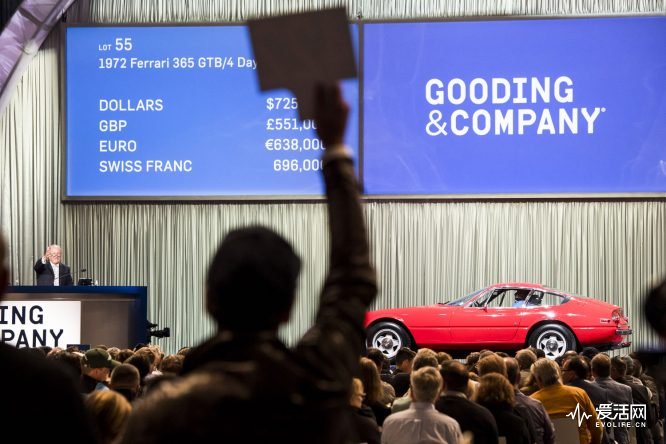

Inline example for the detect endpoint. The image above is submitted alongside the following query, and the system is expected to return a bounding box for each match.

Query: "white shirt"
[382,402,463,444]
[50,262,60,286]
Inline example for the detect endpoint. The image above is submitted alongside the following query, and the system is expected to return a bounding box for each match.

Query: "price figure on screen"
[266,97,298,111]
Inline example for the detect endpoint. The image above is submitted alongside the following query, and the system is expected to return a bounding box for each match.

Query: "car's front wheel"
[528,324,576,359]
[367,322,412,360]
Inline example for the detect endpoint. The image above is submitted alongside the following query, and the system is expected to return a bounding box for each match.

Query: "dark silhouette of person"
[121,84,377,444]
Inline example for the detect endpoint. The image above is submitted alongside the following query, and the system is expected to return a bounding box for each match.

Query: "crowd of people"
[358,345,664,444]
[4,341,664,444]
[0,84,664,444]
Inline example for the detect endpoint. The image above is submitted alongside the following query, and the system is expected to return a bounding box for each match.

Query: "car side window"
[488,289,523,308]
[540,292,565,306]
[471,290,494,307]
[471,289,537,308]
[526,290,543,306]
[485,291,506,308]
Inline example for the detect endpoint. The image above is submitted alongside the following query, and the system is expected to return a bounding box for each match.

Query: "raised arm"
[297,84,377,386]
[34,246,51,272]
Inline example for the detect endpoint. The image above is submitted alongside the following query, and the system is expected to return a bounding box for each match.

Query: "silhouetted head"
[645,279,666,338]
[503,357,520,385]
[395,347,416,364]
[440,360,469,393]
[580,346,600,360]
[206,226,301,332]
[564,355,589,380]
[591,353,611,378]
[610,356,627,378]
[366,347,390,374]
[476,373,515,409]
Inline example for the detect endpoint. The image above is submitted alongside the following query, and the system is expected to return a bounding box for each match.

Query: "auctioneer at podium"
[33,245,73,286]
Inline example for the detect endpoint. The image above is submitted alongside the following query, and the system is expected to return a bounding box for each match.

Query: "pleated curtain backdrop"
[1,0,665,353]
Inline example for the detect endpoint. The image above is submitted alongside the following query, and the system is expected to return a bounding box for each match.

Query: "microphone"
[77,268,93,286]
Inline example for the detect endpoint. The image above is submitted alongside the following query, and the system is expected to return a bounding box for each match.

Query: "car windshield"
[443,288,484,306]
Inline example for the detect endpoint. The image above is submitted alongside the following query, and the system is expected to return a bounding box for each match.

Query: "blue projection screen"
[362,17,666,197]
[64,25,358,199]
[65,18,666,199]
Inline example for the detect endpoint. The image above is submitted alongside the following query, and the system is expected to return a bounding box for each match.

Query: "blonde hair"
[350,378,364,408]
[352,377,364,394]
[359,357,383,404]
[531,358,561,387]
[436,351,453,365]
[515,349,538,370]
[410,367,443,403]
[85,390,132,443]
[413,348,439,371]
[477,353,507,377]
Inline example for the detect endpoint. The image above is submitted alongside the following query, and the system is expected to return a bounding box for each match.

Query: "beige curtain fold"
[1,0,664,353]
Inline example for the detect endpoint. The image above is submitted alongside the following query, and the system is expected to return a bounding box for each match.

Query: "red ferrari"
[365,283,632,360]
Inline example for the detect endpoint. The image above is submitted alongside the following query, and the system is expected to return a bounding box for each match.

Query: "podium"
[2,286,147,349]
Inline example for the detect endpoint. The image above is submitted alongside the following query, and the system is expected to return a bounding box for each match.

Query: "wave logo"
[566,403,592,427]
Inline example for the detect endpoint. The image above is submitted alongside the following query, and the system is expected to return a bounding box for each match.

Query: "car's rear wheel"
[529,324,576,360]
[367,322,412,360]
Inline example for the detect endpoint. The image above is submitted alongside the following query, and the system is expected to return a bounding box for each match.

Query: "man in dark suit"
[563,355,613,444]
[505,356,555,444]
[33,244,73,286]
[564,355,610,408]
[436,360,499,444]
[611,356,656,444]
[593,353,633,444]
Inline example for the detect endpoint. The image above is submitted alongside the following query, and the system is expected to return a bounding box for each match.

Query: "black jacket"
[484,405,531,444]
[436,393,500,444]
[352,405,381,444]
[616,376,656,444]
[0,343,95,442]
[33,259,74,286]
[568,377,610,408]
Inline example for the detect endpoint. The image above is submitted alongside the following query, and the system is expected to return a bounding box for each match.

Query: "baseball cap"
[84,348,120,369]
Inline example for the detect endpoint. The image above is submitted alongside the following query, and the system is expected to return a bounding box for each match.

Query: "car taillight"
[612,309,623,323]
